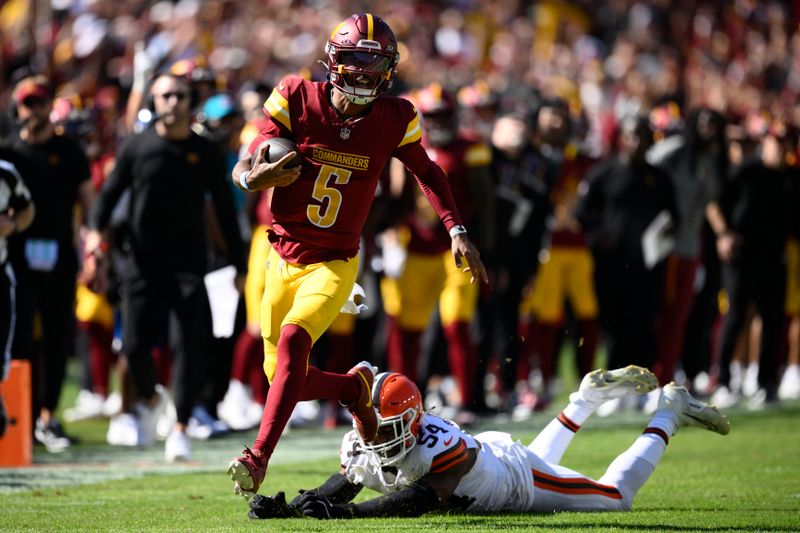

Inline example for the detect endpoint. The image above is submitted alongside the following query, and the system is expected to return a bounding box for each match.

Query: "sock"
[563,395,597,425]
[537,323,561,385]
[151,345,172,387]
[299,365,359,402]
[596,413,675,505]
[649,408,680,437]
[528,409,581,464]
[252,324,312,460]
[231,329,261,382]
[86,322,114,397]
[386,317,421,384]
[576,319,599,376]
[443,321,477,407]
[324,333,354,375]
[249,350,269,405]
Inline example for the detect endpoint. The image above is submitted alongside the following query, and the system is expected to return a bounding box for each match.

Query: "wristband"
[448,225,467,238]
[239,170,252,191]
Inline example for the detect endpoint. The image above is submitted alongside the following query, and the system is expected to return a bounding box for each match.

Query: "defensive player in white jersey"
[247,366,729,519]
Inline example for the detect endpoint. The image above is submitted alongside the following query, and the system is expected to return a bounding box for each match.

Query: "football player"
[226,13,488,499]
[248,366,729,519]
[380,83,494,413]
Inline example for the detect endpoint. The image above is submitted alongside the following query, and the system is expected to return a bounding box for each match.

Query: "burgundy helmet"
[407,83,458,145]
[325,13,399,104]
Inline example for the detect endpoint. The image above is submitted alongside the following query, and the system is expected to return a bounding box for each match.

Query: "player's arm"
[298,444,478,519]
[395,142,488,284]
[233,80,301,192]
[249,470,364,519]
[232,138,300,193]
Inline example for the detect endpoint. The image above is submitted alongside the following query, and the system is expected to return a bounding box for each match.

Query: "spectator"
[575,115,677,416]
[380,83,493,419]
[520,98,600,414]
[707,121,800,408]
[647,107,728,401]
[486,111,554,410]
[5,76,93,453]
[84,71,246,461]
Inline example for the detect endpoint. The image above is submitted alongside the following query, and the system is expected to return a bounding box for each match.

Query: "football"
[251,137,301,168]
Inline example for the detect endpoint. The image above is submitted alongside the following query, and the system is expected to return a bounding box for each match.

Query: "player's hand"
[234,274,246,295]
[246,143,301,190]
[0,214,15,238]
[295,491,354,519]
[451,233,489,285]
[247,492,301,519]
[80,230,109,294]
[716,231,742,262]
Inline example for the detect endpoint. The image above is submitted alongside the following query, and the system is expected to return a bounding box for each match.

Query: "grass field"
[2,366,800,531]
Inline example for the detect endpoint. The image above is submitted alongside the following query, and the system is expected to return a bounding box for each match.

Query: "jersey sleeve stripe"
[430,438,467,473]
[398,111,422,147]
[263,89,292,132]
[430,449,469,473]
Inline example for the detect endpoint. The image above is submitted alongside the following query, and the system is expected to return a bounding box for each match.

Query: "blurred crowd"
[0,0,799,460]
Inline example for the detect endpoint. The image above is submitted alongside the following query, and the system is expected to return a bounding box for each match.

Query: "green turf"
[3,403,799,531]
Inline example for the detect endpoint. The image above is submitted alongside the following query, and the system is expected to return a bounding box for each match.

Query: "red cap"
[14,78,52,104]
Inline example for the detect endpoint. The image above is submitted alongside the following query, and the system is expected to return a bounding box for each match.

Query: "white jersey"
[339,413,538,513]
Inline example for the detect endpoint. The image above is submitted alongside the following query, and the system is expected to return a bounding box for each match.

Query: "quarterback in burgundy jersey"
[226,13,487,501]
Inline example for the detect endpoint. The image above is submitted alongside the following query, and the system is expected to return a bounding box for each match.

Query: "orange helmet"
[362,372,423,466]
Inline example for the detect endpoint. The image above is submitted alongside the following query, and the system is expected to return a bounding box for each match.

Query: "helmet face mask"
[361,372,423,467]
[364,406,420,466]
[325,13,399,105]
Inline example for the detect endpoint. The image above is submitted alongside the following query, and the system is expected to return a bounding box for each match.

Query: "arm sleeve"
[90,138,134,231]
[289,473,363,506]
[350,480,441,518]
[394,141,463,231]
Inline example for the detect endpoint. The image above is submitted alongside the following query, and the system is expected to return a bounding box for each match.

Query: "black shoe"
[34,418,73,452]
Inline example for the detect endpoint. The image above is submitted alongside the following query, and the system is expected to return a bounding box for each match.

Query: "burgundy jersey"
[252,76,462,264]
[550,147,596,248]
[407,138,491,254]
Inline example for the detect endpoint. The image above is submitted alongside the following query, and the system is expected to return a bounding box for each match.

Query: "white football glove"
[340,282,368,315]
[381,241,407,279]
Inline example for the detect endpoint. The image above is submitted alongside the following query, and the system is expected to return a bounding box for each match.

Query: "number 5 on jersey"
[307,164,352,228]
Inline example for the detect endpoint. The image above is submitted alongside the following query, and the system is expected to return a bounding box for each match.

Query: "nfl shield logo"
[340,127,351,140]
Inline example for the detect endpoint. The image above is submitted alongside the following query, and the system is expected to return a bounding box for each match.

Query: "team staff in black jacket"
[84,71,246,461]
[707,122,800,407]
[575,116,678,393]
[6,76,93,452]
